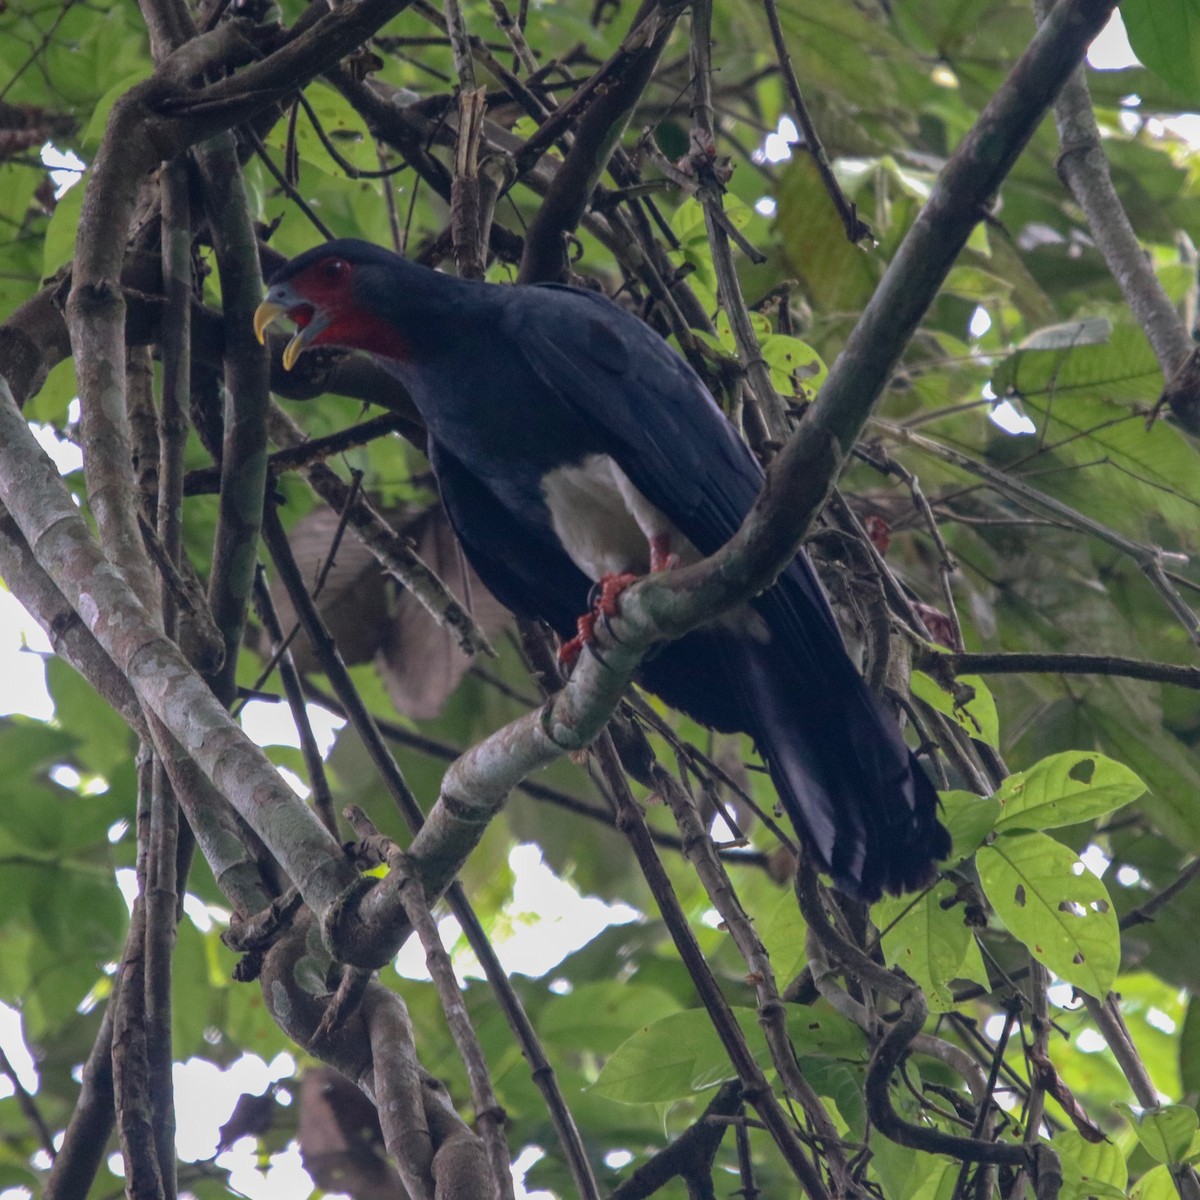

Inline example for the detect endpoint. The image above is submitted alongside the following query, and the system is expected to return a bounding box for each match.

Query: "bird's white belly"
[540,454,770,642]
[540,454,698,581]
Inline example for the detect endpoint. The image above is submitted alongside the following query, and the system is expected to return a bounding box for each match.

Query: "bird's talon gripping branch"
[559,574,637,667]
[558,612,597,668]
[596,572,638,617]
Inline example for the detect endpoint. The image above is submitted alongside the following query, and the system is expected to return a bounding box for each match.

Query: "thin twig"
[878,420,1200,648]
[252,569,341,838]
[591,736,831,1199]
[396,872,516,1200]
[762,0,870,244]
[689,0,786,438]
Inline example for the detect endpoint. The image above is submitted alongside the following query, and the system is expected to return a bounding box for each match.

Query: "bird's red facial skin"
[311,309,412,362]
[286,258,411,362]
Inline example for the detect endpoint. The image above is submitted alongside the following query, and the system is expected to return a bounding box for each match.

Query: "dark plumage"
[256,238,950,899]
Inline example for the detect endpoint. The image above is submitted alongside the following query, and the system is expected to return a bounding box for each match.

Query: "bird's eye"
[319,258,348,282]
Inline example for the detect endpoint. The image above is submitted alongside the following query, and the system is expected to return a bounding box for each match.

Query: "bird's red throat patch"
[311,307,412,362]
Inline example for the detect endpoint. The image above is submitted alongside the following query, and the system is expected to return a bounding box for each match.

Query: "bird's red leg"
[560,536,678,666]
[649,533,681,574]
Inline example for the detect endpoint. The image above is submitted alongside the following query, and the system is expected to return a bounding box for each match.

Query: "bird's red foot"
[558,573,639,667]
[649,533,681,574]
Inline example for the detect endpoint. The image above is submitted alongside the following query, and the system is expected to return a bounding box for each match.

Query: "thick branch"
[0,378,357,922]
[197,137,273,703]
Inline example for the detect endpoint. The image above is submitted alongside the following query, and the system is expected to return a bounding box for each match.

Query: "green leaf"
[758,886,808,982]
[263,81,378,175]
[45,656,134,777]
[992,751,1146,833]
[870,1135,956,1200]
[24,358,79,427]
[1122,0,1200,99]
[43,177,87,277]
[911,672,1000,748]
[1018,317,1112,351]
[784,1004,868,1059]
[992,322,1162,406]
[905,1155,960,1200]
[1132,1164,1183,1200]
[538,981,681,1055]
[777,156,879,312]
[873,879,980,1011]
[1054,1129,1128,1200]
[797,1056,866,1136]
[977,832,1119,995]
[1180,997,1200,1097]
[760,333,827,397]
[81,70,153,150]
[938,790,1001,865]
[1118,1103,1200,1165]
[593,1003,865,1105]
[592,1007,757,1103]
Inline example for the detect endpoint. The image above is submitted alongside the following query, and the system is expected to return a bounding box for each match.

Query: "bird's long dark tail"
[731,637,948,901]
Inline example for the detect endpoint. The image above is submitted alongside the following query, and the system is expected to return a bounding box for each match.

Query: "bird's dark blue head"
[254,238,456,369]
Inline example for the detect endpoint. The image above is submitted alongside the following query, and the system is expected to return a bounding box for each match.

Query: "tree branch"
[924,649,1200,690]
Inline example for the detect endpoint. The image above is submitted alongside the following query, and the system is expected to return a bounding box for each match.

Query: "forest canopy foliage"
[1,0,1200,1198]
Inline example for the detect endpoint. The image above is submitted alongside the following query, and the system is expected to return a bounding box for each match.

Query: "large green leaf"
[992,323,1162,406]
[1132,1164,1185,1200]
[592,1007,757,1103]
[1117,1103,1200,1165]
[538,981,681,1054]
[1180,996,1200,1096]
[777,157,880,312]
[592,1003,866,1104]
[992,750,1146,833]
[911,672,1000,747]
[1054,1129,1128,1200]
[937,790,1002,865]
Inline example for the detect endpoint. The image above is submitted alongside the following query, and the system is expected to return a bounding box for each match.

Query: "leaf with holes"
[992,751,1146,834]
[1117,1103,1199,1165]
[977,832,1119,995]
[760,334,827,397]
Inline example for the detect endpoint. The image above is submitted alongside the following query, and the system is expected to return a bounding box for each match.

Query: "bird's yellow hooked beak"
[253,300,308,371]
